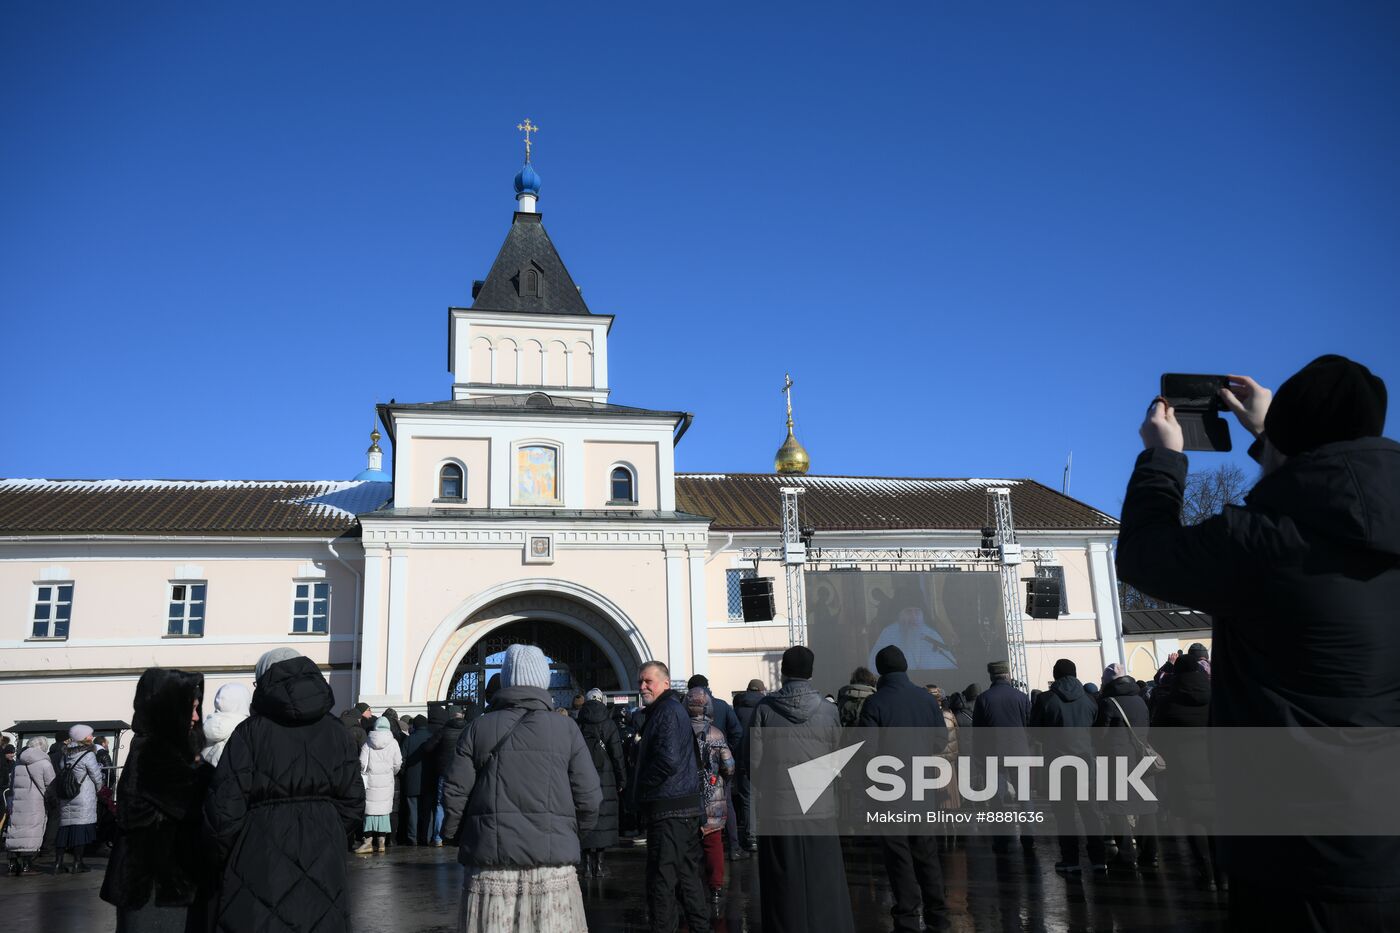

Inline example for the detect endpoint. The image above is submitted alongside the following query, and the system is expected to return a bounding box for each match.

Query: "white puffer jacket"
[57,743,104,827]
[359,729,402,817]
[202,682,252,769]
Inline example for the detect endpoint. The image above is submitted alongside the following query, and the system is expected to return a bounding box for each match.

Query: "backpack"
[55,749,92,801]
[837,686,870,728]
[693,728,719,805]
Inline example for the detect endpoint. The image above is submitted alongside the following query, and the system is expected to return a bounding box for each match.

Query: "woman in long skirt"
[441,644,602,932]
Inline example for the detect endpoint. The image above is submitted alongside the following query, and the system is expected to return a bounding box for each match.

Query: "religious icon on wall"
[516,445,558,504]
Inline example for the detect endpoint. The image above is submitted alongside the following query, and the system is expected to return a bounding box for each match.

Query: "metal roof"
[0,479,392,537]
[470,211,592,315]
[383,394,686,420]
[1121,608,1212,636]
[674,473,1118,533]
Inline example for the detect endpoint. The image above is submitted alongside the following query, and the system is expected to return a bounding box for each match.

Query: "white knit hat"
[68,724,94,743]
[500,644,551,690]
[585,688,605,703]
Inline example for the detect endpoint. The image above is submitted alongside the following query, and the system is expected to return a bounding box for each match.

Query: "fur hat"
[987,660,1010,677]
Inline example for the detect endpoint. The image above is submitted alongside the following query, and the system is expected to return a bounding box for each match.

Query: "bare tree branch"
[1118,462,1251,610]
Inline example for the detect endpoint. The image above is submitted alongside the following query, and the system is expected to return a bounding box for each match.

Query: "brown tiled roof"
[674,474,1117,533]
[0,479,393,537]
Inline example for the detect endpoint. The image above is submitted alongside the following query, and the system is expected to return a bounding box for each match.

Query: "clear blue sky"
[3,3,1397,518]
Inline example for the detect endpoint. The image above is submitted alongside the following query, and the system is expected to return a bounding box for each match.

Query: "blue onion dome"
[514,162,542,196]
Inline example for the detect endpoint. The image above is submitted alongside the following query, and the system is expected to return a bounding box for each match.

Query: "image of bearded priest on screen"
[868,605,958,671]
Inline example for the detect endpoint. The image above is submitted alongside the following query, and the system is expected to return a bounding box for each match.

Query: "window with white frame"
[725,568,757,621]
[32,583,73,639]
[292,581,331,634]
[167,582,206,637]
[439,463,465,500]
[609,465,636,504]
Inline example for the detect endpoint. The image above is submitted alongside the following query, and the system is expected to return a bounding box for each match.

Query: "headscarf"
[255,647,301,682]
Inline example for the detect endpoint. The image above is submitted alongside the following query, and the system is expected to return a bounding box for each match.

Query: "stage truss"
[740,487,1050,689]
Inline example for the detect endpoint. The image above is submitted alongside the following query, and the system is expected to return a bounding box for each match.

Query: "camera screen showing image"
[1161,373,1232,452]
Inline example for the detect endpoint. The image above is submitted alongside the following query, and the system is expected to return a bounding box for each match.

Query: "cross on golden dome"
[517,118,539,163]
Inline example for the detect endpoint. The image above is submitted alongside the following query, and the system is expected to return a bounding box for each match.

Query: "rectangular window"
[1035,565,1070,615]
[292,581,331,634]
[725,568,757,621]
[32,583,73,639]
[168,582,207,637]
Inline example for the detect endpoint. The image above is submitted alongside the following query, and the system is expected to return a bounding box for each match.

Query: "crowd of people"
[0,355,1394,933]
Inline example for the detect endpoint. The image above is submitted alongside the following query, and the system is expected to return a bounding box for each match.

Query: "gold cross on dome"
[782,373,795,427]
[517,118,539,162]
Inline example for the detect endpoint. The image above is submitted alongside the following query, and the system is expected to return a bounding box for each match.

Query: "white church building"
[0,154,1125,754]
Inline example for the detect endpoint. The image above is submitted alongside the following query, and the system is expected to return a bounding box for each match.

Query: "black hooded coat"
[575,699,625,849]
[204,657,364,932]
[1118,438,1400,900]
[100,668,211,914]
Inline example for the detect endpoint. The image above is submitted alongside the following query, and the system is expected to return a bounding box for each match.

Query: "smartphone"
[1160,373,1232,452]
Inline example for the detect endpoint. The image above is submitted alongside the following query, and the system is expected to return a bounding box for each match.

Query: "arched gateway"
[415,586,649,707]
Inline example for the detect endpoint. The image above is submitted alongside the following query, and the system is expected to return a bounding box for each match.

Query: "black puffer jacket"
[441,686,601,868]
[732,689,763,732]
[629,689,703,822]
[1093,676,1156,816]
[433,716,468,777]
[1119,438,1400,898]
[1028,675,1096,760]
[1150,659,1213,821]
[204,657,364,933]
[101,668,212,911]
[576,699,624,849]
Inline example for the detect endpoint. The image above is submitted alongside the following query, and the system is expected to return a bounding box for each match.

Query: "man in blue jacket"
[632,660,709,933]
[859,645,949,932]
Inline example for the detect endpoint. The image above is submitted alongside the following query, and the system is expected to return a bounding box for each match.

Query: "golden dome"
[775,428,810,475]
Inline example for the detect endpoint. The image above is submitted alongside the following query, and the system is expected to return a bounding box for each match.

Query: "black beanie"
[781,645,815,680]
[1265,355,1387,456]
[1052,659,1077,680]
[874,645,908,676]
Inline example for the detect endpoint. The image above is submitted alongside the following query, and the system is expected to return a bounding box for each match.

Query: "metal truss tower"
[987,487,1030,689]
[780,486,807,646]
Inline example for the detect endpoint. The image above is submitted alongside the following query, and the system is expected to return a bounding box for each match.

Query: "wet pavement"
[3,836,1228,931]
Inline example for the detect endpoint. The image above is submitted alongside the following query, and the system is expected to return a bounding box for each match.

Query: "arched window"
[521,267,541,298]
[439,463,464,500]
[610,466,636,504]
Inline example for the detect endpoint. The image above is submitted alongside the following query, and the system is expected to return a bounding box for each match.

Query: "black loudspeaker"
[1025,578,1062,619]
[739,576,776,623]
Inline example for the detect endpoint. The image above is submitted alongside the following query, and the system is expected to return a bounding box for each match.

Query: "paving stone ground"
[2,836,1229,931]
